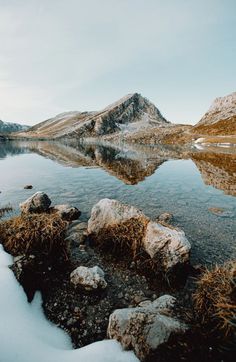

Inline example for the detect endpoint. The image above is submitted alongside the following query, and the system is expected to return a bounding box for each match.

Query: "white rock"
[88,199,190,271]
[108,295,187,361]
[20,192,51,213]
[87,198,148,234]
[70,266,107,291]
[143,221,191,269]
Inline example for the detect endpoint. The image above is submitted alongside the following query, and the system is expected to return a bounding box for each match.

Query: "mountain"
[193,92,236,135]
[17,93,169,139]
[0,120,29,134]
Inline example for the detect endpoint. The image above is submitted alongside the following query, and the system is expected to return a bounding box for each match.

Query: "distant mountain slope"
[193,92,236,135]
[18,93,169,139]
[0,120,29,134]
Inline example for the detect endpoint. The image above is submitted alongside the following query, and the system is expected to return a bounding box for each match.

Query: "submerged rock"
[54,204,81,221]
[70,266,107,291]
[108,294,187,361]
[24,185,33,189]
[88,198,190,271]
[158,212,173,223]
[20,192,51,213]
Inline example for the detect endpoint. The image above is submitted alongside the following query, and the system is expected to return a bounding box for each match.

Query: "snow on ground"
[0,244,139,362]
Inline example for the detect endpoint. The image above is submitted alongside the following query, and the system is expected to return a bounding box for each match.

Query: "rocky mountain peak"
[197,91,236,126]
[19,93,169,139]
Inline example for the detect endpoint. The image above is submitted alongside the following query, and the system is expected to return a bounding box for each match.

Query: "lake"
[0,139,235,266]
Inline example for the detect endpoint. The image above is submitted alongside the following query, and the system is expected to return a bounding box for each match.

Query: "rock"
[53,204,81,221]
[65,221,87,245]
[143,221,191,270]
[19,192,51,213]
[70,266,107,291]
[88,199,190,271]
[24,185,33,189]
[88,198,148,235]
[108,295,187,361]
[158,212,173,223]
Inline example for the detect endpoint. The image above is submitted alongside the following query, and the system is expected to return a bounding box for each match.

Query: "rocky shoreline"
[0,192,235,361]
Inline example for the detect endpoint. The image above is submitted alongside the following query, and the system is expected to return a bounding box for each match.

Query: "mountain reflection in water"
[1,140,235,194]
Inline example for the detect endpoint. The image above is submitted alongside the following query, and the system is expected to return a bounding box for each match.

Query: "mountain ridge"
[17,93,169,139]
[193,91,236,135]
[0,120,29,134]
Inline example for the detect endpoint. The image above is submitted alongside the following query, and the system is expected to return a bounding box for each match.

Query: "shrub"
[193,261,236,336]
[0,213,69,259]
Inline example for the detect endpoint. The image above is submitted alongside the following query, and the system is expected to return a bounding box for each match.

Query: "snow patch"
[0,244,139,362]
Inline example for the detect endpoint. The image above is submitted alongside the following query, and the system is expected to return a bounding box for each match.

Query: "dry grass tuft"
[0,213,69,259]
[193,261,236,336]
[90,217,170,276]
[91,217,148,259]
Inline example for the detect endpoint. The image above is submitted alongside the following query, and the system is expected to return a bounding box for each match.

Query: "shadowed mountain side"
[191,151,236,196]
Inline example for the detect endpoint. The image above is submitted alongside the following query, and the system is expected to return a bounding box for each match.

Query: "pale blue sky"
[0,0,235,125]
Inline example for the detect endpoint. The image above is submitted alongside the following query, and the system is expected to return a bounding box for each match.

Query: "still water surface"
[0,140,235,266]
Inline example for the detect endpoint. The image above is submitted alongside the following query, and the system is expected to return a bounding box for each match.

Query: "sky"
[0,0,235,126]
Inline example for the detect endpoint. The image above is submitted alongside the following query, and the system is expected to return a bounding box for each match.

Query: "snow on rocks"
[88,198,191,271]
[0,244,138,362]
[70,266,107,291]
[53,204,81,221]
[20,192,51,213]
[108,294,187,361]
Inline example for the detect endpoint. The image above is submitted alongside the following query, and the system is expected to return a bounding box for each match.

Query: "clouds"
[0,0,235,124]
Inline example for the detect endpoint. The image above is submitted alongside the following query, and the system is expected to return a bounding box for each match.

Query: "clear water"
[0,140,235,266]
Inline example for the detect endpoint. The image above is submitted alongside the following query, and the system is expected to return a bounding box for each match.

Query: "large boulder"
[88,199,190,271]
[20,192,51,213]
[143,221,190,269]
[53,204,81,221]
[70,266,107,291]
[108,295,187,361]
[88,198,148,234]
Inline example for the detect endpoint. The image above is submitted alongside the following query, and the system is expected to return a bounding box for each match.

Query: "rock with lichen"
[70,266,107,291]
[20,192,51,213]
[108,295,187,361]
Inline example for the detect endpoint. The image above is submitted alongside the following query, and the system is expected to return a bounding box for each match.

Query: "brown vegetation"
[193,261,236,336]
[193,116,236,136]
[0,213,69,258]
[91,217,148,258]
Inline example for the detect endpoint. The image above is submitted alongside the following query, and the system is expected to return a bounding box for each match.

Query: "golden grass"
[193,116,236,136]
[0,213,69,258]
[92,217,148,258]
[193,261,236,336]
[90,217,170,276]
